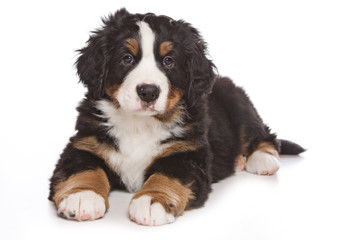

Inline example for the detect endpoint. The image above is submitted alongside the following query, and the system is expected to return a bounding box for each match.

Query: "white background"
[1,0,359,239]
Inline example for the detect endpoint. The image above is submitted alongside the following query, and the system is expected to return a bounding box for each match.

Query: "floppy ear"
[75,8,130,99]
[185,27,217,105]
[76,31,109,100]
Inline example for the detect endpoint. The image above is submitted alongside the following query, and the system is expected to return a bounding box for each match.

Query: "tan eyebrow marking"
[125,38,139,56]
[159,41,174,56]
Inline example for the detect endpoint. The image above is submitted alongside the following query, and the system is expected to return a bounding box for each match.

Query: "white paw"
[129,195,175,226]
[58,190,106,221]
[246,151,281,175]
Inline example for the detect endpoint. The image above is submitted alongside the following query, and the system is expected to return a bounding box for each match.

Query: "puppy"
[49,8,305,226]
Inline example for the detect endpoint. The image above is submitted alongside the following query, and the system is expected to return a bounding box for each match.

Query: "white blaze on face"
[116,21,169,115]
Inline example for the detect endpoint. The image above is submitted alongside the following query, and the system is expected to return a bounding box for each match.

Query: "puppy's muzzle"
[136,84,160,104]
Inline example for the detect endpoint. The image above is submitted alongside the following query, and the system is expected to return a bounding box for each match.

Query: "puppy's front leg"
[129,174,194,226]
[52,168,110,221]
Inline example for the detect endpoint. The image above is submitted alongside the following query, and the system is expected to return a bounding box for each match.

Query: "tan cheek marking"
[104,84,121,108]
[159,41,174,57]
[125,38,139,56]
[53,169,110,210]
[155,88,184,123]
[104,84,119,98]
[132,174,194,217]
[155,106,181,123]
[166,88,184,111]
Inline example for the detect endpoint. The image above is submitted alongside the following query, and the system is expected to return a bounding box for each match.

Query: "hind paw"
[246,151,280,175]
[236,155,247,171]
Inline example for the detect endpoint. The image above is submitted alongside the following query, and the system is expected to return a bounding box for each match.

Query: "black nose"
[136,84,160,103]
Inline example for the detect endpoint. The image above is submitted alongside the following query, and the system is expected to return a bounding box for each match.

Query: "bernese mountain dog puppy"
[49,8,305,226]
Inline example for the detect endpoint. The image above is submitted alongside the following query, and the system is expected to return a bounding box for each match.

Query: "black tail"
[279,139,306,155]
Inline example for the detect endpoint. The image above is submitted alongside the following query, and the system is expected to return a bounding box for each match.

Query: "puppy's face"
[76,9,215,116]
[106,20,184,116]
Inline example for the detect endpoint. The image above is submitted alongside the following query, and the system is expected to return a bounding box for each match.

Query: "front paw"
[129,195,175,226]
[57,190,106,221]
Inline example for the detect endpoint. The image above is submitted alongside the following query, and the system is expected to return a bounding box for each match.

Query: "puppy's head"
[76,8,216,116]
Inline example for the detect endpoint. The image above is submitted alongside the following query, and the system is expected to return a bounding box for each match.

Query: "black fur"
[49,8,304,212]
[279,139,306,155]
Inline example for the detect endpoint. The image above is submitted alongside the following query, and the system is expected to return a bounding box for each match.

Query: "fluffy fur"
[49,8,305,225]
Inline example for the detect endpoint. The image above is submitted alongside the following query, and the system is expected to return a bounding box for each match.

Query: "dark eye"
[162,56,174,68]
[122,54,134,65]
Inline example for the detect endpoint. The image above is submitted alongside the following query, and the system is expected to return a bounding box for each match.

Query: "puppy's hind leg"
[245,142,280,175]
[235,155,246,171]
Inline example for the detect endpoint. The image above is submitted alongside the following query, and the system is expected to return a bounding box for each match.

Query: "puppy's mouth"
[133,84,163,114]
[135,100,161,114]
[140,101,157,111]
[116,82,168,115]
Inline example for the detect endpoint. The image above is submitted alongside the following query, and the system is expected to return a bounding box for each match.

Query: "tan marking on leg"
[72,136,114,161]
[159,41,174,56]
[125,38,139,56]
[246,142,280,175]
[256,142,280,159]
[72,137,123,176]
[145,140,198,174]
[236,155,246,171]
[53,169,110,211]
[133,174,194,217]
[157,141,198,159]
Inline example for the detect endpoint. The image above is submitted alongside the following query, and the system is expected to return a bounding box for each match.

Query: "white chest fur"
[96,100,182,192]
